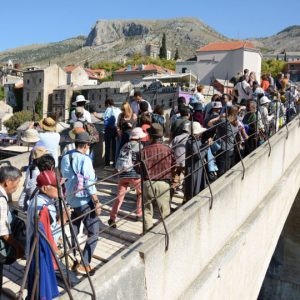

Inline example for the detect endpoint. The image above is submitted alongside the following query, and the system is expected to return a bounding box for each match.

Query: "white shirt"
[194,92,205,105]
[235,81,252,103]
[0,185,10,236]
[131,99,152,115]
[71,109,92,123]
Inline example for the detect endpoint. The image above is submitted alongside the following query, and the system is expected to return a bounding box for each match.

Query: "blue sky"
[1,0,300,51]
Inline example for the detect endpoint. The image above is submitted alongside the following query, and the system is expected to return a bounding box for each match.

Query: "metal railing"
[10,94,300,299]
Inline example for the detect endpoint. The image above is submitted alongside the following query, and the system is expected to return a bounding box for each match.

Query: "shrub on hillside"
[4,111,37,134]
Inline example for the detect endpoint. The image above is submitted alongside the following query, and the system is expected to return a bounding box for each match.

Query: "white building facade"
[176,41,262,85]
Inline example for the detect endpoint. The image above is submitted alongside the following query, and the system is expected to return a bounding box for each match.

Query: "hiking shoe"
[108,218,117,229]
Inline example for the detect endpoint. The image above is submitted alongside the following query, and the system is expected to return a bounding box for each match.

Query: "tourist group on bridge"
[0,69,299,298]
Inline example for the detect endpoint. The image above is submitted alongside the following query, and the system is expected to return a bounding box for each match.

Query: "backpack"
[115,143,134,172]
[82,122,99,144]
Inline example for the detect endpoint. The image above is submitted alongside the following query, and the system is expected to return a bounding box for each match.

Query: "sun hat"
[260,96,271,105]
[211,101,223,109]
[69,127,85,140]
[39,117,56,132]
[21,129,40,143]
[74,131,91,144]
[147,123,164,138]
[72,95,90,106]
[32,146,49,160]
[130,127,147,140]
[192,122,207,135]
[37,170,57,188]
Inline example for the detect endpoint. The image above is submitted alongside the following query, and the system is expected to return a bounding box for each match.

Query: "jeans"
[104,127,117,166]
[110,178,142,221]
[71,202,100,266]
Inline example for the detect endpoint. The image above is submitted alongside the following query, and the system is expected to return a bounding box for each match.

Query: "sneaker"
[108,218,117,229]
[76,264,93,275]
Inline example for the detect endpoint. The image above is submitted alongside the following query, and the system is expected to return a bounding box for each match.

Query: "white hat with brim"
[21,129,40,143]
[260,96,271,105]
[130,127,147,140]
[72,95,90,106]
[192,122,207,135]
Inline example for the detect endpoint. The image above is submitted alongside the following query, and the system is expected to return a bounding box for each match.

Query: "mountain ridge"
[0,18,299,68]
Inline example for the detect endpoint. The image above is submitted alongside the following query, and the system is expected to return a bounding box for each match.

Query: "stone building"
[52,85,74,121]
[83,81,132,111]
[64,65,100,85]
[22,64,66,116]
[113,64,174,82]
[176,41,262,85]
[284,61,300,82]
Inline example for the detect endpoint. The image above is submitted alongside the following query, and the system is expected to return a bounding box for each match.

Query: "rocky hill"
[252,25,300,53]
[0,19,299,68]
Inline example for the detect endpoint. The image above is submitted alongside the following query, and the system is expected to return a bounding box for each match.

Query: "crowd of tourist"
[0,70,299,296]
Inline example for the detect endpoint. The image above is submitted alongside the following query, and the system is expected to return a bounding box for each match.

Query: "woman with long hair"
[117,102,137,155]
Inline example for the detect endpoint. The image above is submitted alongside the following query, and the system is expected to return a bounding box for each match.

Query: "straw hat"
[21,129,40,143]
[40,117,56,132]
[32,146,49,160]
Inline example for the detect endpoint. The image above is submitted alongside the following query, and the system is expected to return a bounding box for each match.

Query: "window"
[154,99,157,106]
[26,93,29,102]
[182,68,187,74]
[27,79,30,84]
[169,98,172,107]
[39,78,42,83]
[99,104,101,108]
[91,94,95,101]
[38,92,42,99]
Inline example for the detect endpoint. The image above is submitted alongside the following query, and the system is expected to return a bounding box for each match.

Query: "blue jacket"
[61,151,97,208]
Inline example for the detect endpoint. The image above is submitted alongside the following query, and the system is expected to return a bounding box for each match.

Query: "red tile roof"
[287,61,300,64]
[114,64,175,74]
[197,41,256,52]
[63,65,78,73]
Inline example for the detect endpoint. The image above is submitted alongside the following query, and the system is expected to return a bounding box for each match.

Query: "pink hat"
[130,127,147,140]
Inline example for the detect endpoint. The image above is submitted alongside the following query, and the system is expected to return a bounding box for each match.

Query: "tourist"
[193,85,206,107]
[152,105,166,129]
[130,91,152,115]
[208,107,240,175]
[139,114,152,145]
[100,99,121,168]
[170,106,191,140]
[205,101,222,128]
[185,122,212,202]
[234,75,252,105]
[259,96,273,136]
[170,121,190,199]
[18,146,49,211]
[141,123,175,230]
[193,102,205,126]
[275,73,283,91]
[117,101,137,153]
[71,95,91,123]
[281,74,290,92]
[60,131,101,274]
[137,101,151,126]
[261,74,270,92]
[26,170,60,260]
[170,97,186,124]
[243,101,258,155]
[38,117,60,167]
[0,166,24,264]
[108,127,147,228]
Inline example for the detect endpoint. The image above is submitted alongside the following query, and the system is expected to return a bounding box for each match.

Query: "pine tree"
[159,33,167,59]
[174,48,179,60]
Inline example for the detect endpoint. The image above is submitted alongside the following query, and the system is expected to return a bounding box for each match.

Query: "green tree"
[261,59,286,77]
[3,111,36,134]
[34,98,43,119]
[174,48,180,60]
[0,86,4,101]
[159,33,167,59]
[84,60,89,68]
